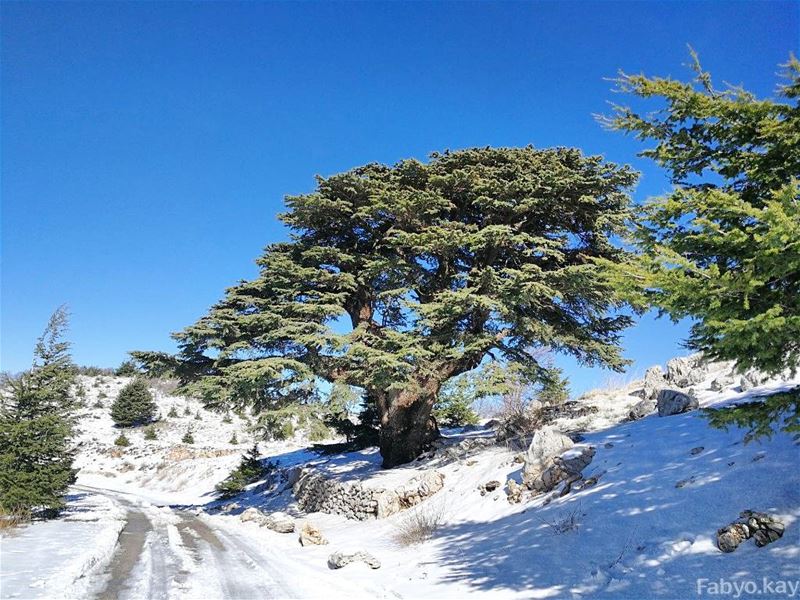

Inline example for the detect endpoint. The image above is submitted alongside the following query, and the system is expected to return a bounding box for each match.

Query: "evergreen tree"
[114,433,131,447]
[115,360,139,377]
[536,367,570,405]
[433,373,481,427]
[111,379,156,427]
[0,307,77,516]
[181,429,194,444]
[167,406,178,418]
[143,426,157,441]
[134,147,637,466]
[598,53,800,376]
[229,432,239,445]
[215,444,265,498]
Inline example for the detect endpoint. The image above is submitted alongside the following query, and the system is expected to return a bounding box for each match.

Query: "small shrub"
[184,406,191,416]
[194,411,202,421]
[229,432,239,445]
[93,400,104,409]
[167,406,178,418]
[98,391,108,400]
[0,507,30,532]
[111,379,156,427]
[114,433,131,447]
[215,444,267,498]
[182,429,194,444]
[393,502,446,546]
[143,426,157,441]
[222,413,233,424]
[537,505,583,535]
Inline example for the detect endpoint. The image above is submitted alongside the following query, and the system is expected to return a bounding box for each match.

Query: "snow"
[0,491,125,599]
[2,362,799,599]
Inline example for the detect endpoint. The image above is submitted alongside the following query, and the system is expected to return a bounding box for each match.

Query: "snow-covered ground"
[2,361,799,599]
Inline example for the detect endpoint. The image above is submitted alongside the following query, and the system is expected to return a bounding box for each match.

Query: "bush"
[184,406,191,416]
[393,502,445,546]
[181,429,194,444]
[93,400,104,409]
[114,433,130,447]
[111,379,156,427]
[115,360,139,377]
[143,426,157,441]
[167,406,178,418]
[215,444,267,498]
[229,432,239,445]
[98,391,108,400]
[222,413,232,424]
[194,411,202,421]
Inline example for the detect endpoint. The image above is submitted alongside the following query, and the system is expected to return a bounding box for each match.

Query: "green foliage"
[215,444,266,498]
[93,399,104,409]
[194,411,202,421]
[536,367,570,405]
[114,433,131,447]
[98,391,107,400]
[115,360,139,377]
[704,388,800,442]
[184,406,191,416]
[143,426,157,441]
[599,53,800,376]
[167,406,178,418]
[0,307,77,516]
[181,429,194,444]
[434,373,481,427]
[222,413,232,424]
[229,432,239,445]
[77,366,114,377]
[111,379,156,427]
[134,146,637,465]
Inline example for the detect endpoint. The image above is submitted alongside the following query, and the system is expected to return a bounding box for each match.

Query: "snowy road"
[75,487,356,600]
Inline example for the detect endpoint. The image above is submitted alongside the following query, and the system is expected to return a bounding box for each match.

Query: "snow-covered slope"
[2,360,799,599]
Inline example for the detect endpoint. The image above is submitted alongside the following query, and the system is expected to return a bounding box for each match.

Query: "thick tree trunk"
[378,387,440,468]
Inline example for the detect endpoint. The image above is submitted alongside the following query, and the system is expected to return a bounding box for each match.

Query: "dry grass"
[0,508,29,533]
[537,504,583,535]
[393,501,447,546]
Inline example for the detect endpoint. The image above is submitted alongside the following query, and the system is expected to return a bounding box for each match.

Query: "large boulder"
[239,507,268,526]
[298,522,328,546]
[739,370,767,391]
[642,366,667,401]
[529,446,596,494]
[328,551,381,570]
[665,354,706,387]
[525,426,574,466]
[375,470,445,518]
[656,389,699,417]
[264,512,295,533]
[629,398,656,420]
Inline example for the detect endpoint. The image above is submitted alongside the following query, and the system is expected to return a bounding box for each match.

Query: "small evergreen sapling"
[167,406,178,418]
[143,426,157,441]
[229,432,239,445]
[182,429,194,444]
[114,433,131,447]
[111,379,156,427]
[215,444,265,498]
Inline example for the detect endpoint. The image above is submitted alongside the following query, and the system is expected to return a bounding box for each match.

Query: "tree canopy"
[598,52,800,376]
[135,146,637,466]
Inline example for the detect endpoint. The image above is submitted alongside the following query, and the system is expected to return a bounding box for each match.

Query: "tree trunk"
[378,387,440,468]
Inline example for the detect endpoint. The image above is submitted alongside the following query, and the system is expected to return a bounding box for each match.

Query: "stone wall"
[289,467,444,521]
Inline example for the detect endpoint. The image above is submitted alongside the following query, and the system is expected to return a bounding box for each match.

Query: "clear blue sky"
[2,1,797,393]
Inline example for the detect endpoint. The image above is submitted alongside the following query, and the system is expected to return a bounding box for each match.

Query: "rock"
[525,426,574,467]
[717,511,784,552]
[690,446,704,455]
[220,502,240,513]
[240,507,267,524]
[717,523,750,552]
[264,512,295,533]
[629,398,656,420]
[642,366,667,401]
[478,480,501,496]
[327,551,381,570]
[527,446,596,494]
[298,522,328,546]
[656,389,699,417]
[506,479,524,504]
[709,376,732,392]
[739,370,767,391]
[665,354,706,387]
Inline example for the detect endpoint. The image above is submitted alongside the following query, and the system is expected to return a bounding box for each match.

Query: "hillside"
[2,357,799,599]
